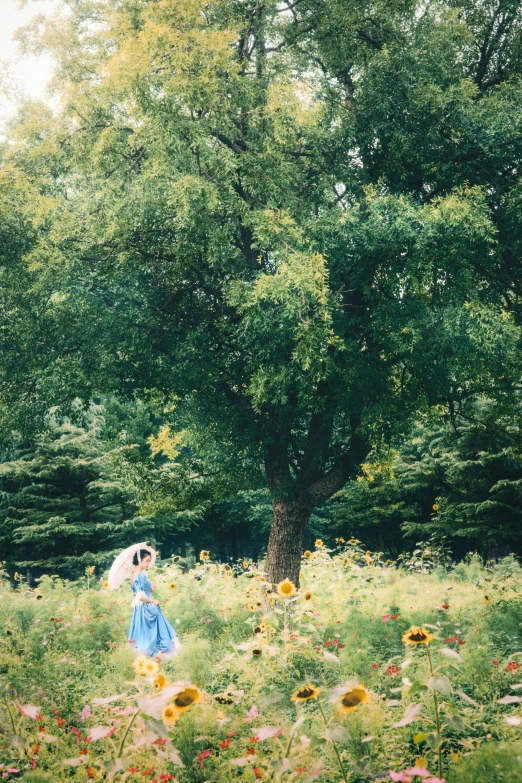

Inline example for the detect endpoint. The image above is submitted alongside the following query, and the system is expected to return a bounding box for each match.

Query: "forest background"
[1,0,522,581]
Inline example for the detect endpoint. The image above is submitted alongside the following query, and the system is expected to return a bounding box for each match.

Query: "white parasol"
[107,542,156,591]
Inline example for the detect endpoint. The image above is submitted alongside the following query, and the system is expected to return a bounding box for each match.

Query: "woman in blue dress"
[128,548,181,658]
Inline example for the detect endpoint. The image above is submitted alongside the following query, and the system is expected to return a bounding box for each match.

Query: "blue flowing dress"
[128,571,179,657]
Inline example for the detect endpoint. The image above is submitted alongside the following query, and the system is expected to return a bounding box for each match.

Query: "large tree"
[2,0,522,583]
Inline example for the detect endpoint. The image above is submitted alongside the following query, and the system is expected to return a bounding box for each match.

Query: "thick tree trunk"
[263,415,371,587]
[265,497,312,587]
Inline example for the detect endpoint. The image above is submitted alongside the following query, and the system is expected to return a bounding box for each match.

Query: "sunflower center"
[410,632,427,642]
[342,690,363,708]
[297,687,315,699]
[175,691,196,708]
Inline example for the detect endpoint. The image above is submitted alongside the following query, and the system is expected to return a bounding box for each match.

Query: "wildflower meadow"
[2,544,522,783]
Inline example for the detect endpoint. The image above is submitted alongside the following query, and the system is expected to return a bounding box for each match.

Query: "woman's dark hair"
[132,549,152,566]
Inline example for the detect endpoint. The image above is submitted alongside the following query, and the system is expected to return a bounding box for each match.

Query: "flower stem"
[427,645,442,778]
[283,601,288,662]
[5,697,16,735]
[117,710,139,757]
[318,702,349,783]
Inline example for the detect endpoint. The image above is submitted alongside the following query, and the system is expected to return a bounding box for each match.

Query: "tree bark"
[264,415,371,587]
[265,497,313,587]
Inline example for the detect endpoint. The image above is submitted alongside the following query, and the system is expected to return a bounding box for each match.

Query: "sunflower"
[224,564,232,572]
[155,673,168,690]
[242,560,249,569]
[258,622,267,631]
[315,539,323,548]
[172,686,203,713]
[169,582,177,589]
[432,503,439,511]
[133,655,148,675]
[334,682,371,715]
[402,627,434,645]
[102,580,109,589]
[200,550,210,562]
[161,704,180,726]
[348,539,358,545]
[303,550,312,559]
[303,591,312,601]
[291,684,320,703]
[173,556,181,563]
[335,537,345,544]
[277,579,297,599]
[143,658,160,676]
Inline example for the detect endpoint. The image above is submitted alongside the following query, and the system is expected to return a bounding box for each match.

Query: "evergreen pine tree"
[0,403,137,574]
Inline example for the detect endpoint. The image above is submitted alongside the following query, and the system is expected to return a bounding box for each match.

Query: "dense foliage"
[1,0,522,583]
[2,392,522,576]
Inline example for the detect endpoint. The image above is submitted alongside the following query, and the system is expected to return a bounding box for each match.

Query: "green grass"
[1,548,522,782]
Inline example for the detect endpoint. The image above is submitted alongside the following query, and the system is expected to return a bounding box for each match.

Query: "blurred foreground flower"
[332,682,371,715]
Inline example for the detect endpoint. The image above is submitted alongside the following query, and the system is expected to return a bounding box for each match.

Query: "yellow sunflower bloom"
[432,503,439,511]
[335,537,345,544]
[199,550,210,562]
[133,655,148,675]
[315,539,323,548]
[102,580,109,589]
[303,550,312,559]
[277,579,297,598]
[333,682,371,715]
[155,673,168,690]
[161,704,180,726]
[169,582,176,589]
[303,591,312,601]
[143,658,160,676]
[402,627,434,645]
[291,684,320,703]
[349,539,358,545]
[172,686,203,713]
[242,560,249,569]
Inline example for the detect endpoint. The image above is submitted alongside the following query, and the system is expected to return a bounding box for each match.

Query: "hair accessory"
[137,549,141,563]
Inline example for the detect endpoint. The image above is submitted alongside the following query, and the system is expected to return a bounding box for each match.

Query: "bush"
[450,742,522,783]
